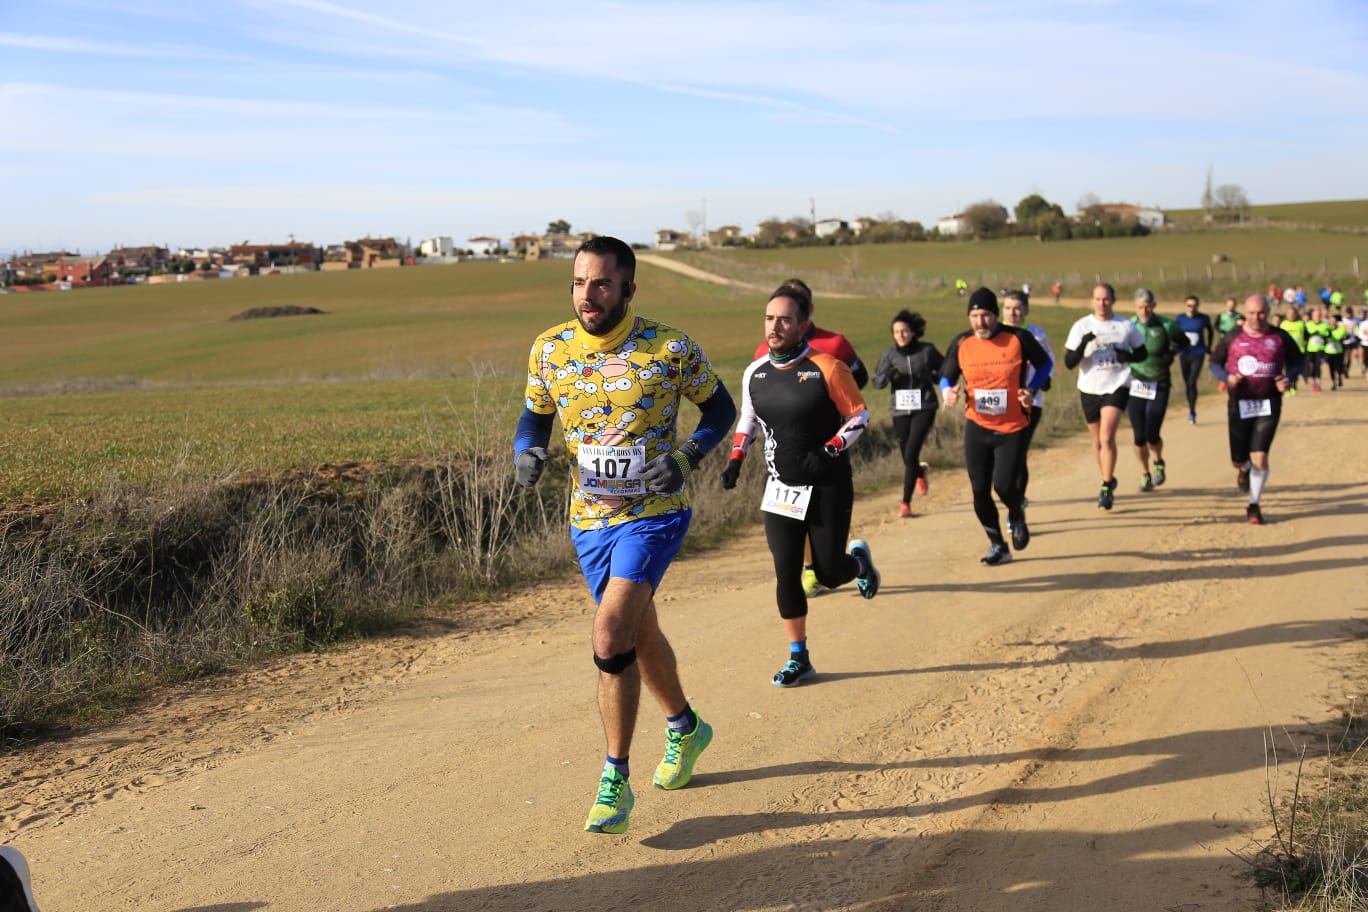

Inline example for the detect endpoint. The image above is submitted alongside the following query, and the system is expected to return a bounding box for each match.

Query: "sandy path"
[3,381,1367,912]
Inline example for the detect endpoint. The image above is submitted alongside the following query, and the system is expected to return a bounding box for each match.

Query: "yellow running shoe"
[584,769,634,834]
[801,566,823,597]
[653,718,713,790]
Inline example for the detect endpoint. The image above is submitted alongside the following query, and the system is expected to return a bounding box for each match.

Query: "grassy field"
[1165,198,1368,229]
[674,227,1368,297]
[3,225,1359,501]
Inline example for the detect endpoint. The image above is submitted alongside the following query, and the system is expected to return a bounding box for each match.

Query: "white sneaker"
[0,846,41,912]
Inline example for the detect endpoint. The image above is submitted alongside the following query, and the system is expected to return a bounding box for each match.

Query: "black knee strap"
[593,648,637,675]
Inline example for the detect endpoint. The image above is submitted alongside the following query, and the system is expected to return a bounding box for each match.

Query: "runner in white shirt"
[1062,283,1146,510]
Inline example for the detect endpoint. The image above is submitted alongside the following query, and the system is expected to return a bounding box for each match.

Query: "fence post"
[1206,264,1213,280]
[1355,256,1360,278]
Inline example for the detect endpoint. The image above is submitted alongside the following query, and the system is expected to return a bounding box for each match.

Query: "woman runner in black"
[872,309,942,518]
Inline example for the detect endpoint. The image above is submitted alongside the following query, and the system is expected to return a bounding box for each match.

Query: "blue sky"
[4,0,1367,255]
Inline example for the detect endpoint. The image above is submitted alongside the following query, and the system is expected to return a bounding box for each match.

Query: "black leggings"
[1178,353,1205,412]
[963,421,1027,545]
[892,409,937,502]
[1126,383,1170,446]
[764,474,857,620]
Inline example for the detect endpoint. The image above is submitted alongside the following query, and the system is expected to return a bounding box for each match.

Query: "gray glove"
[641,442,703,494]
[514,447,548,488]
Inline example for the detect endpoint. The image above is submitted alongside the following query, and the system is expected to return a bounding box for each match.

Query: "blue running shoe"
[773,658,816,687]
[848,539,880,599]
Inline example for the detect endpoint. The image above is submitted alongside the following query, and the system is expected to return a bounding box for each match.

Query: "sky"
[4,0,1368,255]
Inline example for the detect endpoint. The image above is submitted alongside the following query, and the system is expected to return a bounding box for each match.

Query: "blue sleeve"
[513,408,554,461]
[685,384,737,455]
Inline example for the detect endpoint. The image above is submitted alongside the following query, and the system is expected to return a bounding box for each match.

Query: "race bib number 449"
[577,444,646,496]
[973,388,1008,416]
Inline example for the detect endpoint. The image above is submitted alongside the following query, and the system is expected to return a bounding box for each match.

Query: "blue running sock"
[605,754,629,780]
[789,640,809,664]
[666,705,697,736]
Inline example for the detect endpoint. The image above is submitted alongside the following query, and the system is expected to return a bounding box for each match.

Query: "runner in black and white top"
[1063,283,1147,511]
[871,309,942,518]
[721,285,881,687]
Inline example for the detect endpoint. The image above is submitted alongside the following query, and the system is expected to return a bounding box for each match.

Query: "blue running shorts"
[571,509,692,605]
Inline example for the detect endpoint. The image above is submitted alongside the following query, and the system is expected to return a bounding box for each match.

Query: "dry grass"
[1244,692,1368,909]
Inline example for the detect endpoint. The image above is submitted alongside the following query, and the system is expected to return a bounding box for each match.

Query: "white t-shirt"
[1065,314,1146,395]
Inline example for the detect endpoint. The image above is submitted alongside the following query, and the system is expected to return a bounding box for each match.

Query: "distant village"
[0,201,1168,293]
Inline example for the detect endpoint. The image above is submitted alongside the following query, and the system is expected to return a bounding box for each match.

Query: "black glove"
[642,442,703,494]
[1078,331,1096,348]
[514,447,548,488]
[1120,346,1148,363]
[720,457,743,490]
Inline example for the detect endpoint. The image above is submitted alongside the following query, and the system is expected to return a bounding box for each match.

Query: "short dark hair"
[777,277,813,312]
[892,309,926,337]
[576,236,636,284]
[1185,294,1200,305]
[1095,282,1116,299]
[1003,290,1029,311]
[769,284,812,320]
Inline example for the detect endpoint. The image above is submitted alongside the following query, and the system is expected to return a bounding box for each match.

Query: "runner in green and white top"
[1126,289,1189,491]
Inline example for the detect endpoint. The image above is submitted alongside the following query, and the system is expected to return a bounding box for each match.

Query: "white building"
[467,236,501,258]
[814,218,848,239]
[418,236,455,257]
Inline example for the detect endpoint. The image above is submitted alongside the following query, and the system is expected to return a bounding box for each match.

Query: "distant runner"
[939,288,1053,566]
[1209,294,1303,524]
[1172,294,1214,423]
[1126,289,1189,491]
[871,309,943,518]
[1063,284,1146,511]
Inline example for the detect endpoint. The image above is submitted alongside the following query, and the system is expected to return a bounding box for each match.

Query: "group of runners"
[509,236,1328,835]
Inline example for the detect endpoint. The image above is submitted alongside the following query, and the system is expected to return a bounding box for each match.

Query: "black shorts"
[1080,386,1130,424]
[1227,396,1283,463]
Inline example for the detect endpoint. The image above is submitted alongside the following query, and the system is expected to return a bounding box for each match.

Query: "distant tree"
[547,219,571,235]
[962,200,1010,239]
[1015,194,1066,234]
[1212,184,1250,220]
[685,208,704,244]
[199,261,215,272]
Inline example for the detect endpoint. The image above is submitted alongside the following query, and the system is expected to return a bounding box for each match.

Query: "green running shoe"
[653,718,713,790]
[584,769,634,834]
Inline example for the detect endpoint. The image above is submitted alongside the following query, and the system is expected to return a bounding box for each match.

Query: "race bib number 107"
[577,444,646,496]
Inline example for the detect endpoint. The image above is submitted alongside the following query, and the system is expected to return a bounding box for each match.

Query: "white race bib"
[577,444,646,496]
[894,389,923,411]
[1238,398,1272,419]
[761,475,812,520]
[1129,378,1158,400]
[973,388,1008,416]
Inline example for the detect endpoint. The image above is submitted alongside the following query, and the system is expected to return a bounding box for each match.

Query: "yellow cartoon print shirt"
[524,308,722,530]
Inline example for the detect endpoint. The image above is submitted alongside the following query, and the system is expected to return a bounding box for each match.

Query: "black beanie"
[968,287,999,315]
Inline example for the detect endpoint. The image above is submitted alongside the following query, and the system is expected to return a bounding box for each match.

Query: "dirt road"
[4,382,1367,912]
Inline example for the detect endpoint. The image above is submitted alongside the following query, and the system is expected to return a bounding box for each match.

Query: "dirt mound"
[229,304,327,320]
